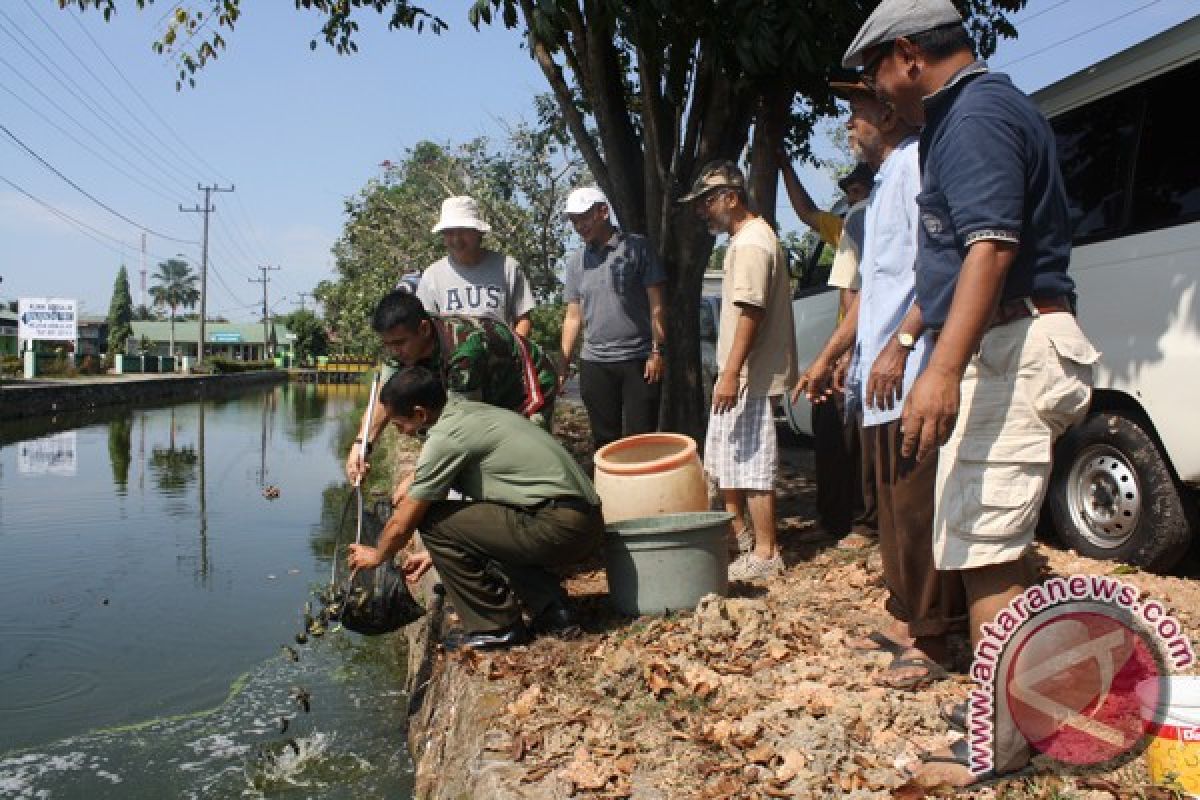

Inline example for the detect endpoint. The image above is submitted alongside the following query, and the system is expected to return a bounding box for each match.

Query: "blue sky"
[1,0,1196,320]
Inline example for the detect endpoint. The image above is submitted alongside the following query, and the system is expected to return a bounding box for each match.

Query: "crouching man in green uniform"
[346,365,603,650]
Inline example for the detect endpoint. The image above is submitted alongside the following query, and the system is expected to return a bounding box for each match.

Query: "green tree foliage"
[315,123,583,350]
[106,264,134,356]
[279,309,330,363]
[68,0,1024,438]
[149,258,200,356]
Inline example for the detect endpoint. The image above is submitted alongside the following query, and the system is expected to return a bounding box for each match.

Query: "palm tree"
[148,258,200,359]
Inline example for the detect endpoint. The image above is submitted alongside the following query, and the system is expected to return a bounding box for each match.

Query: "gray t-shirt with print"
[416,250,535,327]
[563,231,665,362]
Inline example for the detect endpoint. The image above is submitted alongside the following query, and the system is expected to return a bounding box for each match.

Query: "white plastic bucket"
[1138,676,1200,797]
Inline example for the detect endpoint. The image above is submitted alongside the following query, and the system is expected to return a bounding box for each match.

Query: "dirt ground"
[414,404,1200,799]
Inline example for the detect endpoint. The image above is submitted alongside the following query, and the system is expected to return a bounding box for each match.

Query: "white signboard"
[18,297,77,342]
[18,432,77,476]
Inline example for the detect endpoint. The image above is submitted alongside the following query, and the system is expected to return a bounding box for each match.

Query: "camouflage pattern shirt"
[386,316,557,416]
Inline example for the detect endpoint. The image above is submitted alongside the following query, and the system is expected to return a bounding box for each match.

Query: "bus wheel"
[1048,412,1193,573]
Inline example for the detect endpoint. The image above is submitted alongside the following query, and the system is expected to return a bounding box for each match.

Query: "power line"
[1,122,197,244]
[21,0,212,185]
[0,10,198,193]
[0,80,184,206]
[0,57,191,204]
[996,0,1167,69]
[0,173,184,263]
[1012,0,1076,26]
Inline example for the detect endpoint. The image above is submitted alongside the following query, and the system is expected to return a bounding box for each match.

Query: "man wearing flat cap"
[794,77,966,696]
[682,161,797,582]
[844,0,1098,786]
[417,195,536,338]
[560,186,668,451]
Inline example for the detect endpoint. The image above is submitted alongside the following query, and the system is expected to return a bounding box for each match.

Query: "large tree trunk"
[659,211,714,445]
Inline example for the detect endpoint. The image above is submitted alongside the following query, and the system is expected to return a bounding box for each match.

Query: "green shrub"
[0,356,20,377]
[208,357,276,373]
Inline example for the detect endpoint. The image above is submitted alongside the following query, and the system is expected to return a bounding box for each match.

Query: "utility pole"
[295,291,312,311]
[180,183,234,362]
[249,265,280,359]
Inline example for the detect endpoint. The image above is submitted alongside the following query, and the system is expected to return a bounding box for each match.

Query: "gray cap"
[842,0,963,68]
[678,160,745,203]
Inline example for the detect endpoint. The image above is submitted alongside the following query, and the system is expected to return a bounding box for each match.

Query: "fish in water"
[294,631,308,645]
[278,716,290,734]
[291,686,312,714]
[281,645,299,662]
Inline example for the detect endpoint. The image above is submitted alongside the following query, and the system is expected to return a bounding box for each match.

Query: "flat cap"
[842,0,963,68]
[678,160,745,203]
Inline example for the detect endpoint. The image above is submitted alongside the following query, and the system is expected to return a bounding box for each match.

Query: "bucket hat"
[431,196,491,234]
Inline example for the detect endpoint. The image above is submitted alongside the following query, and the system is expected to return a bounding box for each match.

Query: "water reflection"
[106,413,132,493]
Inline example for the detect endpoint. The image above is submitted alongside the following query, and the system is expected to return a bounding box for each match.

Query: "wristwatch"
[651,342,666,355]
[896,332,916,350]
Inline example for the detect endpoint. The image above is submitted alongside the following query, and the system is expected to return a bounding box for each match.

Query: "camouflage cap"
[678,160,745,203]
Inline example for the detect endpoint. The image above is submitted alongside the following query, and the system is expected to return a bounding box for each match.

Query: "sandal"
[846,630,908,656]
[878,653,948,691]
[906,738,1033,789]
[940,700,967,732]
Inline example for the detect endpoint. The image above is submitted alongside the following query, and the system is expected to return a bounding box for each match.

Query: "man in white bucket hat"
[416,195,535,338]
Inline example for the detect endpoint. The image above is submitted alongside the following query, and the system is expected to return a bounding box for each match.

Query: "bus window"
[1052,87,1141,244]
[1130,59,1200,232]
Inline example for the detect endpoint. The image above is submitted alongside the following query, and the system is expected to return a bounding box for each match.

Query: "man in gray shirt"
[560,187,667,450]
[417,195,535,337]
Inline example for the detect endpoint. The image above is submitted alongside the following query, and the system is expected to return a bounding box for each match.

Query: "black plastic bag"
[325,497,425,636]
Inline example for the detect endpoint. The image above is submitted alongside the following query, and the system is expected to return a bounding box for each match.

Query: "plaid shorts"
[703,393,777,491]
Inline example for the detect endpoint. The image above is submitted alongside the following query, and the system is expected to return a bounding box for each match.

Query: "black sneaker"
[529,600,581,639]
[443,622,531,651]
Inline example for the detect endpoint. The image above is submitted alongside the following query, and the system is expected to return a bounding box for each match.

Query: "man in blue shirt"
[794,79,964,693]
[845,0,1099,786]
[560,187,668,451]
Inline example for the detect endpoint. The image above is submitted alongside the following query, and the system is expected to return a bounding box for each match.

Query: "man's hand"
[791,357,836,405]
[644,352,663,384]
[711,372,740,414]
[866,338,910,411]
[345,448,369,485]
[899,365,962,462]
[346,543,383,571]
[402,551,434,583]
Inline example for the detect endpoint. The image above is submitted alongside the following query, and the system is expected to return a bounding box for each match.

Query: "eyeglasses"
[700,190,728,208]
[861,43,893,90]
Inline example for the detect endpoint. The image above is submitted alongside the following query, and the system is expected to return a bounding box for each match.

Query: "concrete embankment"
[0,371,287,422]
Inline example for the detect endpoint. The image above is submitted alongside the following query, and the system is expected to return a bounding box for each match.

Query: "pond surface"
[0,382,416,799]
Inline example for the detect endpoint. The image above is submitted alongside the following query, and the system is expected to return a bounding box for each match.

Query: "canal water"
[0,382,416,799]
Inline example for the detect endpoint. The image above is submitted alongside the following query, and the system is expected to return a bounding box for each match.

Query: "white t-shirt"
[415,250,535,327]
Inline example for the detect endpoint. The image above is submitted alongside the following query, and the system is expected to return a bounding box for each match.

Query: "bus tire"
[1048,411,1193,573]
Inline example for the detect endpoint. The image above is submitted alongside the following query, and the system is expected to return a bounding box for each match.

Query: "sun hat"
[842,0,963,68]
[678,160,745,203]
[431,196,491,234]
[563,187,608,215]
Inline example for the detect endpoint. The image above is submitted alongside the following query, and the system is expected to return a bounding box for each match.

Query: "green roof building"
[131,320,293,361]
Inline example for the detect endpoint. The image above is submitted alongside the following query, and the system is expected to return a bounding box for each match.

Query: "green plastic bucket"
[604,511,733,615]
